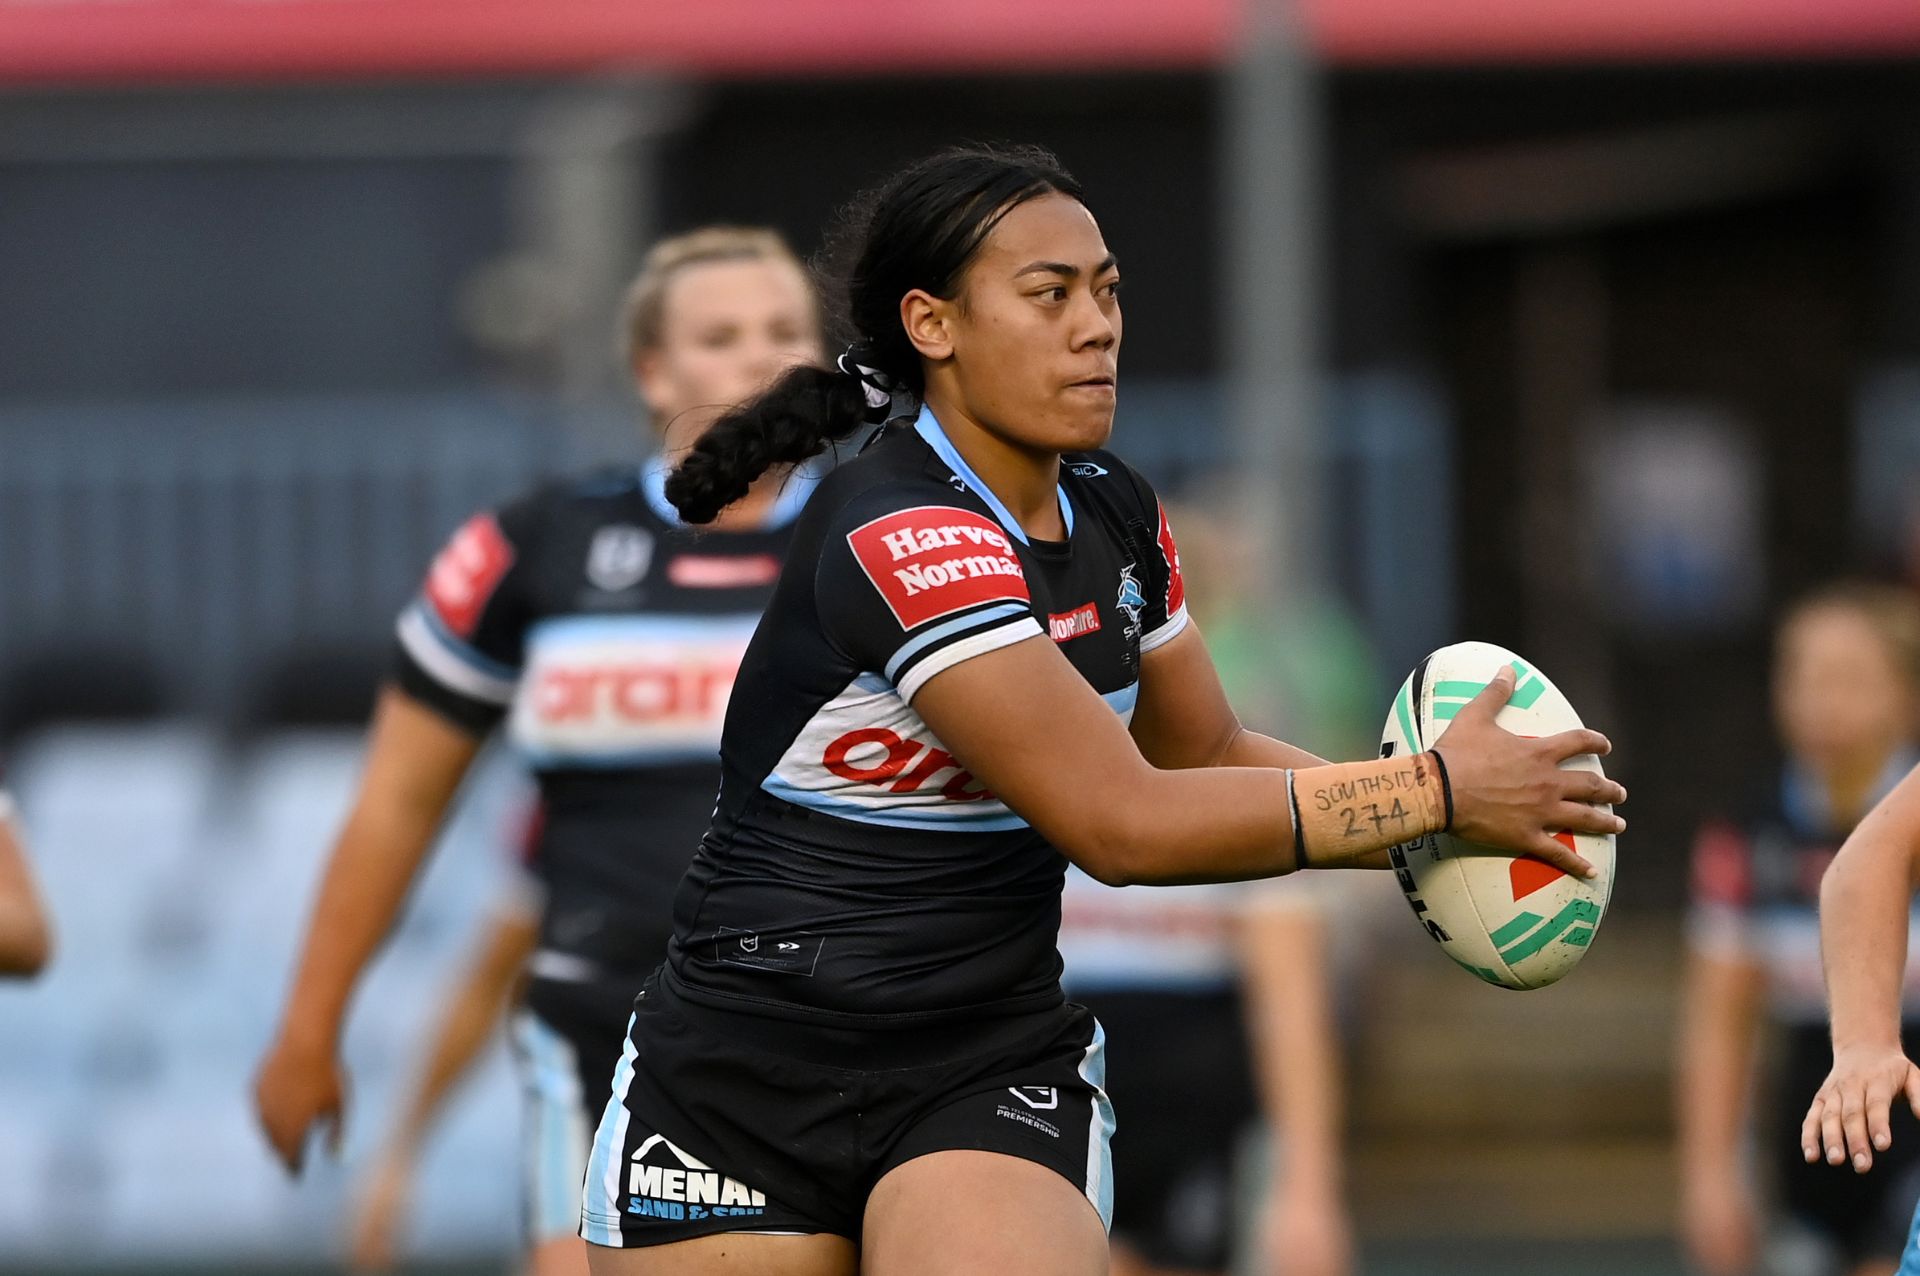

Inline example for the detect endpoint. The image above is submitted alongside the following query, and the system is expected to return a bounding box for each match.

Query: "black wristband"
[1286,769,1311,869]
[1428,749,1455,832]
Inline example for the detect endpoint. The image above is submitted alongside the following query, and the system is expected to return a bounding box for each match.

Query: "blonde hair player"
[1684,584,1920,1276]
[252,226,824,1276]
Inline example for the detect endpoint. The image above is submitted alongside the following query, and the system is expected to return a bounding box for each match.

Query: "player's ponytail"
[665,142,1083,525]
[665,364,875,524]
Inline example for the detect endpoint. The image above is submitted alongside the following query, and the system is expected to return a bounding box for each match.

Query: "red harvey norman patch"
[1047,603,1102,643]
[1155,500,1185,614]
[425,513,514,637]
[847,506,1029,631]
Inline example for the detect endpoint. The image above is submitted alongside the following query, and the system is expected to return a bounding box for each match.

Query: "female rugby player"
[580,144,1626,1276]
[1683,585,1920,1276]
[252,226,824,1276]
[0,782,53,977]
[1798,642,1920,1274]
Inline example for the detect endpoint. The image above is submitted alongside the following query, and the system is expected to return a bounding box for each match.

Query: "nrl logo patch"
[587,525,653,591]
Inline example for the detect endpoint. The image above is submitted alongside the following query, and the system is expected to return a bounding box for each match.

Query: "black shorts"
[1775,1023,1920,1264]
[1072,987,1258,1271]
[579,970,1116,1248]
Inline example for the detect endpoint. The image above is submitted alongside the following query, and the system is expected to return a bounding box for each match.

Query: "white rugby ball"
[1378,641,1615,991]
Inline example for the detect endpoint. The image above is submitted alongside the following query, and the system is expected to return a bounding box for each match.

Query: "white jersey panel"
[508,614,758,768]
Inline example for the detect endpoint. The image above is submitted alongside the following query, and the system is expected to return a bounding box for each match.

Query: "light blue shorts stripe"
[579,1013,640,1249]
[1899,1198,1920,1276]
[1076,1018,1117,1231]
[508,1010,591,1244]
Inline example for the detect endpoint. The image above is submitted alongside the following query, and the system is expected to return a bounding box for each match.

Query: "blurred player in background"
[0,780,54,977]
[252,226,825,1276]
[1681,584,1920,1276]
[1059,500,1375,1276]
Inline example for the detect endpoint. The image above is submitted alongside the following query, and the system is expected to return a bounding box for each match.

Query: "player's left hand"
[1800,1042,1920,1173]
[1261,1179,1353,1276]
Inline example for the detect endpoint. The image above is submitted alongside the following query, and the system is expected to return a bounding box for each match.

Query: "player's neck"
[920,395,1065,542]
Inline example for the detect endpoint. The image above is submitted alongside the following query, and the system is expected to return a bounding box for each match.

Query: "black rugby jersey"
[393,462,815,1008]
[1688,750,1920,1024]
[666,405,1188,1027]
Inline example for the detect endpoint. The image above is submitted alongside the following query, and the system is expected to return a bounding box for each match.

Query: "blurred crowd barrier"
[0,722,529,1269]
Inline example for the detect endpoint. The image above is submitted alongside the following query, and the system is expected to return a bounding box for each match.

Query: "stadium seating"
[0,722,528,1262]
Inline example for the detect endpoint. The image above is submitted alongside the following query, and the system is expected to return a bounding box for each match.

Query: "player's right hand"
[1431,667,1626,878]
[1801,1042,1920,1174]
[1679,1173,1759,1276]
[253,1035,347,1175]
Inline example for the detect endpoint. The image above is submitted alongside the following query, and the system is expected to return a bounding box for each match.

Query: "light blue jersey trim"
[883,602,1031,683]
[641,456,822,529]
[1103,681,1138,721]
[526,612,760,646]
[758,773,1031,831]
[513,743,722,770]
[912,405,1073,543]
[413,601,522,680]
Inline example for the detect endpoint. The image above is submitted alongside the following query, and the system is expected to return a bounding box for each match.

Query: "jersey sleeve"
[815,489,1045,702]
[1684,818,1759,959]
[1106,456,1189,653]
[392,502,538,733]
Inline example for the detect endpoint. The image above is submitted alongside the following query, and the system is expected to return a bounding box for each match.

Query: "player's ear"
[631,348,673,419]
[901,290,955,363]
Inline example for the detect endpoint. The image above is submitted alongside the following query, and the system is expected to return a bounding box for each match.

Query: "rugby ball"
[1378,641,1615,990]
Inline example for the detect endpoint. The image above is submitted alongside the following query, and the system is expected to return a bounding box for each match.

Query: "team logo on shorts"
[587,525,654,592]
[626,1134,769,1222]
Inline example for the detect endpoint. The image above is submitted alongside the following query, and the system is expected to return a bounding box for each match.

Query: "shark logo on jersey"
[587,525,654,592]
[1116,564,1147,629]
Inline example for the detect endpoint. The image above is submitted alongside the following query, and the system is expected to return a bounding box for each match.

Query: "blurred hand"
[253,1033,347,1175]
[1260,1181,1353,1276]
[1800,1043,1920,1174]
[1431,667,1626,879]
[348,1153,412,1272]
[1679,1173,1759,1276]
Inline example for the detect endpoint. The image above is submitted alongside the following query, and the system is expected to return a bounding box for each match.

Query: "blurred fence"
[0,375,1451,734]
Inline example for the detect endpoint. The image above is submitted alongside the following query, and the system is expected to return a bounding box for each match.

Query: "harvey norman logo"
[627,1134,768,1220]
[847,506,1030,630]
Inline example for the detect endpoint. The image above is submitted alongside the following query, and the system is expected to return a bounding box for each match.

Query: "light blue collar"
[640,456,821,530]
[1782,744,1920,835]
[911,404,1073,545]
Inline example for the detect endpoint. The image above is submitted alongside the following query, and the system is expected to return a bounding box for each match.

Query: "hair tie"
[836,343,910,424]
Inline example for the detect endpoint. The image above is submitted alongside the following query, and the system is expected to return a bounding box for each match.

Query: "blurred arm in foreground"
[254,688,484,1173]
[0,791,54,976]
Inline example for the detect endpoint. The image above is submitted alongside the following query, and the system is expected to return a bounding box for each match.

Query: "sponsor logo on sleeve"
[1047,603,1102,644]
[846,506,1029,630]
[425,513,515,637]
[1155,500,1185,615]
